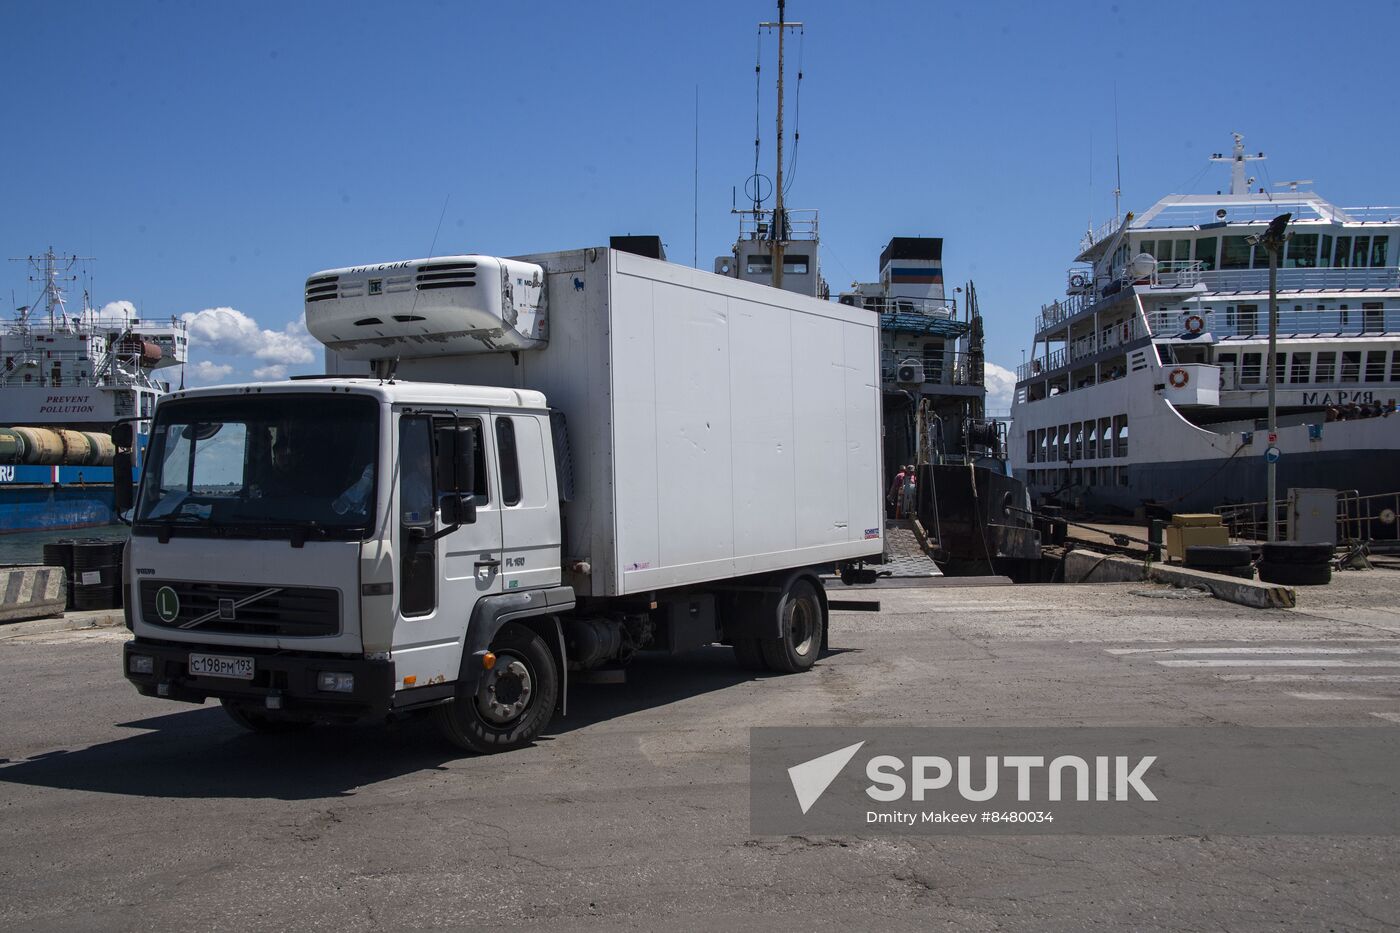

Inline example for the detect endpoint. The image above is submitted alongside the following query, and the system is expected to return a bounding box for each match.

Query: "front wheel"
[433,622,559,753]
[760,578,826,673]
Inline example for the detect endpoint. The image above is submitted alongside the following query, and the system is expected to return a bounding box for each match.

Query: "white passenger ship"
[1009,135,1400,514]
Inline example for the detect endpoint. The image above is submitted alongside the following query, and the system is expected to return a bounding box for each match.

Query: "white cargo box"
[325,248,883,598]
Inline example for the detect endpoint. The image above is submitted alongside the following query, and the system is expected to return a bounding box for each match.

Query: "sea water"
[0,524,129,566]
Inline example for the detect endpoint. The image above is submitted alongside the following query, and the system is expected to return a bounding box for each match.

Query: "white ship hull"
[1010,363,1400,513]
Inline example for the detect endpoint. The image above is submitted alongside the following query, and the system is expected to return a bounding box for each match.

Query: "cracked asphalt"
[3,574,1400,931]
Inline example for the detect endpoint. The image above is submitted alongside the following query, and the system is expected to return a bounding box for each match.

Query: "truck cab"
[123,380,574,749]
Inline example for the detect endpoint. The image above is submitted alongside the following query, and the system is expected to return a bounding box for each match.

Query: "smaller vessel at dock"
[1,248,187,532]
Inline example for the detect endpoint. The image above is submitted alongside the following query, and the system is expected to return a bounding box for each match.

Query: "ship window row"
[1138,233,1390,271]
[744,254,810,275]
[1217,349,1400,386]
[1026,467,1130,489]
[1025,415,1128,464]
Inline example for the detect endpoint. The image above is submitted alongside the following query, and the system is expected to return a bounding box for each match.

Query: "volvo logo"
[218,598,237,621]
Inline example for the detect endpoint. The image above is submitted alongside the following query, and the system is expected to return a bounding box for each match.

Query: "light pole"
[1251,213,1291,542]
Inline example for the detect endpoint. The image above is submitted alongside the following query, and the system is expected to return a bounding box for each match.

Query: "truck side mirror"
[439,492,477,527]
[113,449,135,521]
[110,422,134,449]
[435,425,476,494]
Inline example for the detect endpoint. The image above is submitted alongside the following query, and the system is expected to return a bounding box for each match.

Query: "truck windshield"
[134,394,379,540]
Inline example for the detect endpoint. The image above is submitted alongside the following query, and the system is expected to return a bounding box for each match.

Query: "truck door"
[493,412,562,592]
[393,411,504,683]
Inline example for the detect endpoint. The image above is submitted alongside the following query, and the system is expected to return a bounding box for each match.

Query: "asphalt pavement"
[3,574,1400,931]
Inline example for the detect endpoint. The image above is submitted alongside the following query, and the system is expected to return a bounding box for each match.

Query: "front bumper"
[123,638,396,722]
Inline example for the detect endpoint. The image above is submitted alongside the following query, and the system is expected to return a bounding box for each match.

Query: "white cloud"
[188,360,234,384]
[99,300,138,319]
[181,307,317,365]
[174,306,319,384]
[984,362,1017,413]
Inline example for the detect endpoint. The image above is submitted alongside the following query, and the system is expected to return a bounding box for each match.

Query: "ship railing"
[1192,265,1399,294]
[734,208,820,243]
[1035,293,1093,332]
[1218,489,1400,550]
[881,350,978,387]
[1150,260,1206,288]
[854,295,957,317]
[1079,217,1121,253]
[1017,316,1151,382]
[1340,206,1400,223]
[1147,304,1400,338]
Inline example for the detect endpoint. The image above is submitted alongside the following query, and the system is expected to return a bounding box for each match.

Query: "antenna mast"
[1211,133,1266,196]
[9,247,91,330]
[760,0,801,290]
[1112,84,1122,225]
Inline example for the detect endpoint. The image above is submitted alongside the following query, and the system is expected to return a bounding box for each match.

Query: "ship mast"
[1211,133,1266,196]
[9,247,90,330]
[760,0,801,290]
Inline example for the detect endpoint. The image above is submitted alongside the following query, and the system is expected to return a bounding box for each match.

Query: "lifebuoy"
[1184,314,1205,334]
[1069,272,1087,289]
[1169,368,1190,388]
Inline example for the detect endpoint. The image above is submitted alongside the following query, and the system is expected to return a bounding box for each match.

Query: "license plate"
[188,653,255,680]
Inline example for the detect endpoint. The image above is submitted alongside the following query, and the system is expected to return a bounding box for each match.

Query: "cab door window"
[399,415,437,617]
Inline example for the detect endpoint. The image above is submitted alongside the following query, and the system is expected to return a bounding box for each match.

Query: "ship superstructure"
[1,249,187,530]
[838,237,987,463]
[1009,136,1400,515]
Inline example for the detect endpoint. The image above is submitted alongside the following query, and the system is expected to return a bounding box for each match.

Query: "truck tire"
[759,578,825,674]
[1260,542,1334,565]
[1258,561,1332,586]
[433,621,558,754]
[220,699,313,734]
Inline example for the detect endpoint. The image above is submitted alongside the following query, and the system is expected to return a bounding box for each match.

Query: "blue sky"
[5,0,1398,405]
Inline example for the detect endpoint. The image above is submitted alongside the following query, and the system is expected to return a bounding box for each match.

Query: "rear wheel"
[433,622,558,753]
[220,699,314,734]
[760,578,826,673]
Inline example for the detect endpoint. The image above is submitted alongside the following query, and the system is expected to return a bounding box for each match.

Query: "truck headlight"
[316,671,355,693]
[128,654,154,675]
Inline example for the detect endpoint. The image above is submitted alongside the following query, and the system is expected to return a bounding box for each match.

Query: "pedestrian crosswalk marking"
[1107,646,1400,656]
[1217,674,1400,683]
[1157,659,1400,668]
[1287,692,1395,701]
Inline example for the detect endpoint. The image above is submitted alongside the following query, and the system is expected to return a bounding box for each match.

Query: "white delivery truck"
[119,247,883,752]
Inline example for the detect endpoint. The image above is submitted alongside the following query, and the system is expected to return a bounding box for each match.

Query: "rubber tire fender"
[1258,560,1332,586]
[1183,544,1254,568]
[1260,542,1334,565]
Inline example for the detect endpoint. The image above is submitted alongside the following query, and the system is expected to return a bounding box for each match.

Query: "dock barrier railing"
[1216,490,1400,550]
